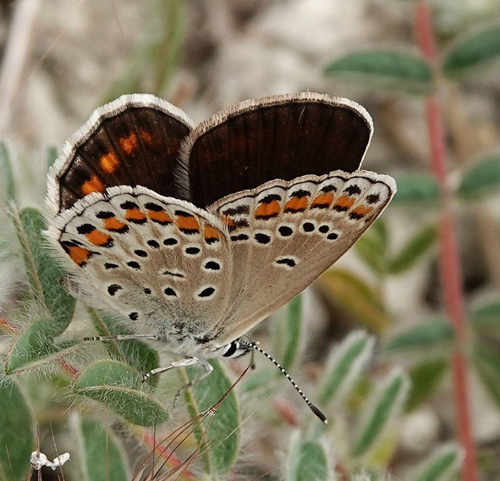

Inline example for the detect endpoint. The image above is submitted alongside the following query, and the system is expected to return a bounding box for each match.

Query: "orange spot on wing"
[204,225,220,241]
[177,216,200,232]
[221,216,235,228]
[65,245,91,266]
[351,205,373,218]
[255,200,280,219]
[139,128,161,145]
[86,230,112,247]
[126,208,146,222]
[284,196,308,212]
[148,209,172,224]
[104,217,127,231]
[119,132,139,154]
[139,129,152,142]
[334,195,355,209]
[81,176,105,195]
[311,192,334,207]
[100,152,120,173]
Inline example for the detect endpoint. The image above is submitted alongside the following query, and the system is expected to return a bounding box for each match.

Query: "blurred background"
[2,0,500,480]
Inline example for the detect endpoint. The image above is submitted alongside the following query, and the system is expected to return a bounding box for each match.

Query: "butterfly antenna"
[248,342,328,425]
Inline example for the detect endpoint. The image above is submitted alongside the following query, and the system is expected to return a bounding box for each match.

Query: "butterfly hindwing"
[208,170,396,343]
[48,186,233,343]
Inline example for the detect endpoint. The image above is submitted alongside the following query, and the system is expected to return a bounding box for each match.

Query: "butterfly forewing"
[178,93,372,208]
[209,170,396,343]
[48,186,233,342]
[48,95,193,214]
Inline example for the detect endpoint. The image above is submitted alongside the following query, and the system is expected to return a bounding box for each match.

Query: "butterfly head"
[213,338,253,359]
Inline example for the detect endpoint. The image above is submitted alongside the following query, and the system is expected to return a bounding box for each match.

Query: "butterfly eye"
[220,340,249,358]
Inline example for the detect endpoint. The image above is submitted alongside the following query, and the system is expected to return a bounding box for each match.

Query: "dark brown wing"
[48,94,193,214]
[177,92,372,208]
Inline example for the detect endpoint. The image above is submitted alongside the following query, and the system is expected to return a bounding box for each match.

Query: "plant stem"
[414,3,478,480]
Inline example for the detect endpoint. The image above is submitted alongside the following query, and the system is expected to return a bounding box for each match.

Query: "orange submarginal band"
[284,196,308,213]
[104,217,127,231]
[255,200,281,219]
[350,205,373,218]
[148,209,173,224]
[333,195,355,210]
[311,192,334,208]
[86,230,112,247]
[64,244,92,266]
[126,208,147,222]
[81,175,105,195]
[204,225,221,242]
[177,216,200,233]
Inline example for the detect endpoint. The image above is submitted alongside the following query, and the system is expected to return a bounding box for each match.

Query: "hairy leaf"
[443,26,500,78]
[325,51,432,94]
[352,371,409,457]
[458,155,500,198]
[75,360,169,426]
[12,208,75,332]
[391,175,440,206]
[183,360,240,475]
[0,381,34,480]
[319,269,390,332]
[288,435,329,481]
[385,318,454,355]
[388,223,438,274]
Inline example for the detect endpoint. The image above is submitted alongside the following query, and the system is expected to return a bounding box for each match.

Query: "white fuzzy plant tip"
[30,451,70,470]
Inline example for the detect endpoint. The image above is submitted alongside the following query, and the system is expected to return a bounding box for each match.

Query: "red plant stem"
[57,359,80,379]
[415,3,478,481]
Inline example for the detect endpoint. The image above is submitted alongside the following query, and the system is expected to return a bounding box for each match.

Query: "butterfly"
[46,92,396,423]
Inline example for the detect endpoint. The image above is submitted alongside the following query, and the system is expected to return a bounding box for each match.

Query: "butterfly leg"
[173,359,214,407]
[83,334,162,342]
[142,357,201,383]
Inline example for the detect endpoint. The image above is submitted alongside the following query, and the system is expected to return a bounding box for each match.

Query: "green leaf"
[405,359,448,412]
[282,295,302,371]
[471,299,500,332]
[391,175,440,206]
[354,219,389,276]
[183,360,240,475]
[88,309,160,387]
[77,417,129,481]
[0,381,34,481]
[325,51,433,94]
[319,331,374,406]
[388,223,438,274]
[473,346,500,409]
[457,155,500,198]
[288,435,329,481]
[12,208,75,332]
[75,360,169,426]
[319,269,390,332]
[385,318,454,355]
[352,371,409,457]
[443,25,500,78]
[5,318,78,373]
[0,142,16,204]
[414,445,463,481]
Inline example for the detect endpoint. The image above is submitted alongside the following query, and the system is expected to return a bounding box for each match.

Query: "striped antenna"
[247,341,328,425]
